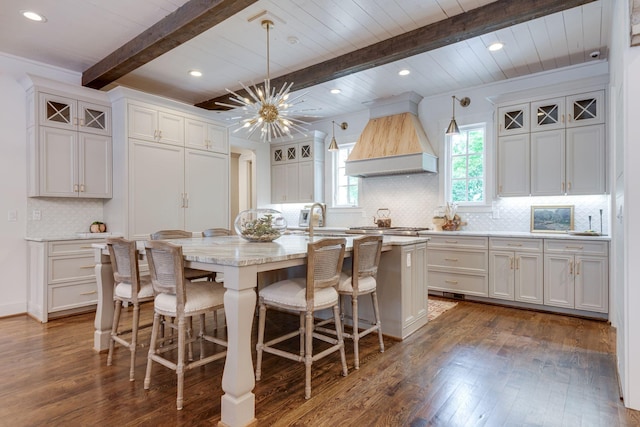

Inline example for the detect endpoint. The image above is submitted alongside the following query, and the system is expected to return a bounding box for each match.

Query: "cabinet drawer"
[489,237,542,252]
[428,235,488,249]
[428,249,487,273]
[48,281,98,312]
[428,271,488,297]
[48,254,96,284]
[544,239,608,256]
[48,240,100,255]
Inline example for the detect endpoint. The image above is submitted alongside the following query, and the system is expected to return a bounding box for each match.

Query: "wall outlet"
[7,210,17,222]
[32,209,41,221]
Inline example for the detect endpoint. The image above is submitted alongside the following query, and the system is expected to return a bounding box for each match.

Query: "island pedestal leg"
[219,265,258,427]
[93,250,114,352]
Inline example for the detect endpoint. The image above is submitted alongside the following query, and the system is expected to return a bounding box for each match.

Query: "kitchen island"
[92,234,429,427]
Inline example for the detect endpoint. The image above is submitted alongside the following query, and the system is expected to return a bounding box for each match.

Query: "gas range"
[345,226,431,236]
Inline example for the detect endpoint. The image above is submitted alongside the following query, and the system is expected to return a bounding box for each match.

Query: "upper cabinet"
[128,103,184,146]
[496,88,606,197]
[24,78,113,199]
[185,118,228,154]
[498,102,529,136]
[530,91,604,132]
[270,131,325,203]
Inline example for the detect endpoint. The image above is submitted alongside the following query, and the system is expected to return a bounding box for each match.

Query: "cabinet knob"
[80,184,85,192]
[73,184,79,193]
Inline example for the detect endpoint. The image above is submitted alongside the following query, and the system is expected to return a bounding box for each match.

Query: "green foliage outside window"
[449,126,485,203]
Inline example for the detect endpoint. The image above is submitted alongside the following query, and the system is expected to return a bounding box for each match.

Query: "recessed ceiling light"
[488,42,504,52]
[287,36,299,45]
[20,10,47,22]
[398,69,411,76]
[330,89,341,94]
[188,70,203,77]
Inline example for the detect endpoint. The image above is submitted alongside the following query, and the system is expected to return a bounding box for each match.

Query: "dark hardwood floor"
[1,299,639,426]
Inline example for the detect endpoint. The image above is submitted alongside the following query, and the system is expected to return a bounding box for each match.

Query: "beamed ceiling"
[0,0,613,123]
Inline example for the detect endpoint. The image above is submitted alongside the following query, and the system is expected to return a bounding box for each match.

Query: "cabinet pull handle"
[576,261,580,275]
[565,246,583,250]
[510,257,514,269]
[73,184,79,193]
[79,118,85,127]
[80,246,94,249]
[80,265,95,269]
[568,114,572,122]
[444,258,459,262]
[80,291,98,296]
[499,185,503,193]
[561,114,565,123]
[180,193,185,208]
[507,243,522,247]
[516,257,520,270]
[80,184,85,192]
[445,280,458,284]
[561,182,565,192]
[153,130,158,139]
[184,193,189,208]
[445,240,458,244]
[158,130,162,139]
[569,260,573,275]
[567,182,572,191]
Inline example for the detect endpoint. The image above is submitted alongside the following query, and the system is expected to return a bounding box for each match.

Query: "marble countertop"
[419,230,610,241]
[25,232,123,242]
[92,234,428,267]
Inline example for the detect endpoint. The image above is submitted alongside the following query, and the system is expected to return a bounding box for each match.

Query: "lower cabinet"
[489,237,543,304]
[427,235,488,297]
[28,238,103,322]
[376,242,428,339]
[544,239,608,313]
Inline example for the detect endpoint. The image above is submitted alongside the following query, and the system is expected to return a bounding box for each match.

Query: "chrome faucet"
[308,202,326,240]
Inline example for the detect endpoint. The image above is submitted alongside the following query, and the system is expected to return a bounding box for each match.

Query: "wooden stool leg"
[255,304,266,381]
[129,302,140,381]
[304,311,313,399]
[176,316,186,410]
[144,312,161,390]
[107,299,123,366]
[352,295,360,369]
[372,291,384,353]
[334,305,348,377]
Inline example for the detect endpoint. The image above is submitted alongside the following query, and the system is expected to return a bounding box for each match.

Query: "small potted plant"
[234,209,287,242]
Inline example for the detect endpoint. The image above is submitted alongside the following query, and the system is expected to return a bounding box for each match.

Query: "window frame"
[331,142,360,208]
[443,121,493,211]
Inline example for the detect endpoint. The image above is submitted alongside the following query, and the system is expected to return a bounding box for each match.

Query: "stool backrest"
[352,235,383,290]
[144,240,187,308]
[150,230,202,240]
[306,238,346,305]
[203,228,231,237]
[106,237,143,301]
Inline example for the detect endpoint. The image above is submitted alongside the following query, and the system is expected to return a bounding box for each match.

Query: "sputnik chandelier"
[216,19,308,143]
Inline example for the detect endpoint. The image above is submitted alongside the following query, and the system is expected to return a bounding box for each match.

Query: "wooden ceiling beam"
[197,0,596,110]
[82,0,258,89]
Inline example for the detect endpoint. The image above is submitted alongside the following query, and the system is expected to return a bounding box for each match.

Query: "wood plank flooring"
[1,299,639,426]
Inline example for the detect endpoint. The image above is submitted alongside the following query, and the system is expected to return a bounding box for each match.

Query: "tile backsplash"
[27,198,104,237]
[275,173,610,235]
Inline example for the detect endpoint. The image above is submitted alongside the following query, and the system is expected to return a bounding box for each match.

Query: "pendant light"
[446,96,471,136]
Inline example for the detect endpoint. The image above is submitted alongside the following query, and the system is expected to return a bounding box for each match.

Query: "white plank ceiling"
[0,0,612,123]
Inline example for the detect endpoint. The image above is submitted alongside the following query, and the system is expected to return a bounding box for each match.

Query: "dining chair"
[255,237,348,399]
[336,235,385,369]
[202,228,231,237]
[150,229,215,281]
[105,237,155,381]
[143,240,227,410]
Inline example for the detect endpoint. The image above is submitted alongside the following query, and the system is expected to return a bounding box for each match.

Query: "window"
[333,143,359,207]
[447,123,486,204]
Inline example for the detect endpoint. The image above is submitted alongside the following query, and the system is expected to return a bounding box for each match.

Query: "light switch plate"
[32,210,41,221]
[7,210,17,221]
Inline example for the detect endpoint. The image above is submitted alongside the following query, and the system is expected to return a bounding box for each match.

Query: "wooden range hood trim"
[348,113,436,161]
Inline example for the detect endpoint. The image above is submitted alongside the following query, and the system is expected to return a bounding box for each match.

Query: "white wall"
[0,53,81,317]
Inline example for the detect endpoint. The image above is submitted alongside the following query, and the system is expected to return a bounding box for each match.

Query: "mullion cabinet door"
[565,91,604,127]
[530,97,565,131]
[498,103,529,136]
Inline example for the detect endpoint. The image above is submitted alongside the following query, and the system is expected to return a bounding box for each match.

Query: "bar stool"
[337,235,385,369]
[143,240,227,410]
[255,238,348,399]
[105,237,155,381]
[150,229,215,281]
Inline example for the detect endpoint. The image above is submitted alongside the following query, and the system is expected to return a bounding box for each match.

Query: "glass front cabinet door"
[498,103,529,136]
[565,91,604,128]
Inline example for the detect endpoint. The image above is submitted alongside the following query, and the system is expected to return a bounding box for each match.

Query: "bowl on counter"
[234,209,287,242]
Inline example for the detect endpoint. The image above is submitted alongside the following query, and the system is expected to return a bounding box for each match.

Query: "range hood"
[345,92,438,177]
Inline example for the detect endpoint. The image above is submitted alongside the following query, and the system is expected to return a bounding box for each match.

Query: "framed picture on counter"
[531,205,574,233]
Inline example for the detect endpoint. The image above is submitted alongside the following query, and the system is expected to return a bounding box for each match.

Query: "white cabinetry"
[489,237,543,304]
[28,238,104,322]
[185,117,228,153]
[427,235,488,297]
[106,87,230,239]
[497,133,530,196]
[270,131,326,203]
[24,79,112,198]
[497,89,605,197]
[128,103,184,146]
[377,242,428,339]
[544,239,608,313]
